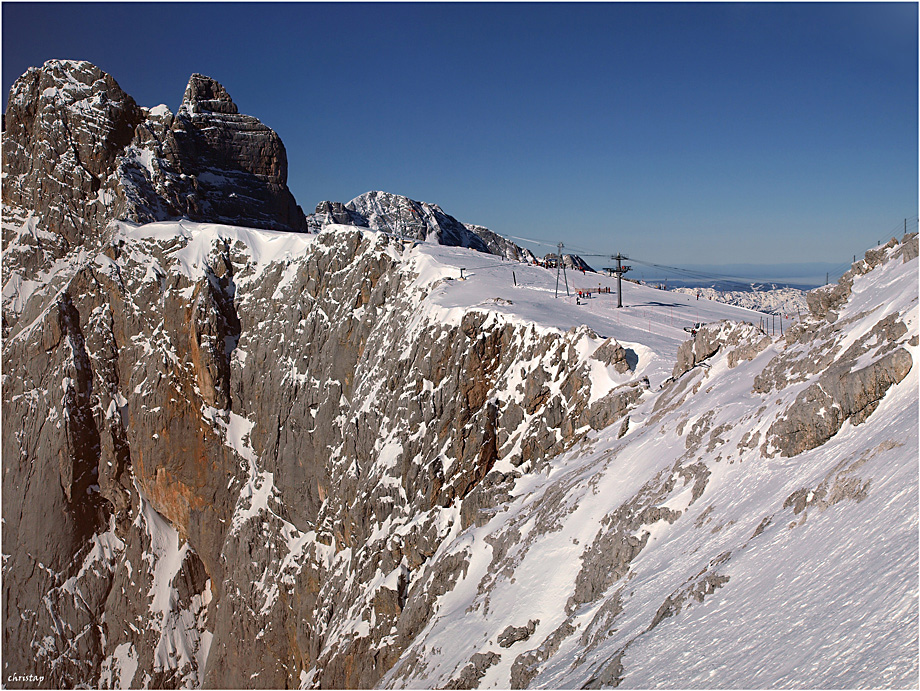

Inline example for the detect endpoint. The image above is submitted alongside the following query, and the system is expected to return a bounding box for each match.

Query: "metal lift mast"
[554,242,570,298]
[610,254,631,308]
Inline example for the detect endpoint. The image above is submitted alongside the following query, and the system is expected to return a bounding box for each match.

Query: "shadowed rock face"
[120,73,307,231]
[2,60,306,250]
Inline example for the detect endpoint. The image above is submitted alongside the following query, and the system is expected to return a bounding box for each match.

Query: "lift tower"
[554,242,570,298]
[607,254,631,308]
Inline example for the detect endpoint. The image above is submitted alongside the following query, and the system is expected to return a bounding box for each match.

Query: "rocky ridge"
[306,191,538,263]
[672,285,807,316]
[2,59,918,691]
[306,191,602,271]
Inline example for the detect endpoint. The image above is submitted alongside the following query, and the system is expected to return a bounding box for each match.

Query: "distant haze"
[598,262,850,291]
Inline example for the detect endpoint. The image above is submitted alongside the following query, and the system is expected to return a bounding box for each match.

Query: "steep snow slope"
[378,236,918,689]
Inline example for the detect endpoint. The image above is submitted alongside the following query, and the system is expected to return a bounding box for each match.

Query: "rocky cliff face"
[2,60,144,250]
[3,59,918,691]
[377,235,917,690]
[1,61,304,262]
[1,214,647,687]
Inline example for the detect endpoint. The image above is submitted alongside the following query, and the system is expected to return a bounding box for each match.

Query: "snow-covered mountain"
[306,191,540,264]
[672,285,808,317]
[2,60,918,690]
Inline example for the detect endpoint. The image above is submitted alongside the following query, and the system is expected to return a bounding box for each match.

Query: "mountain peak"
[180,73,238,115]
[40,58,96,73]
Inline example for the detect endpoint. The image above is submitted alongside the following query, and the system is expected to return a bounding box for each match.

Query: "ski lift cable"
[627,257,764,284]
[461,258,532,272]
[548,250,779,288]
[498,217,917,285]
[505,234,559,250]
[504,234,596,258]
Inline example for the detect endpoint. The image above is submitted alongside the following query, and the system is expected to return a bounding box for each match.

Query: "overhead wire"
[625,258,765,290]
[505,234,559,251]
[490,214,917,288]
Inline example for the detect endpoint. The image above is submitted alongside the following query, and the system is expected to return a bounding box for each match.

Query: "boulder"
[591,337,632,373]
[498,619,540,648]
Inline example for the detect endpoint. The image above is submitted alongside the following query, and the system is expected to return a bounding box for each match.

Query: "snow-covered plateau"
[2,60,918,691]
[671,285,808,318]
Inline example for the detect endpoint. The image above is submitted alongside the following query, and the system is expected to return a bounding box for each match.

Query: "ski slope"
[405,239,778,387]
[380,235,919,689]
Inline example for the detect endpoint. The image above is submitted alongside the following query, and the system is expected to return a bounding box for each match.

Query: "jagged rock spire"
[180,73,239,115]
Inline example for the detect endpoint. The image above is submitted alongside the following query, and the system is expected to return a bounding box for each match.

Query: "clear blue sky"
[3,2,917,266]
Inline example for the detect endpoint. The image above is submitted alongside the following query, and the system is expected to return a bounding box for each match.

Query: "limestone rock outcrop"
[119,73,306,231]
[765,347,912,457]
[672,320,769,379]
[2,218,649,688]
[2,61,306,345]
[307,190,537,262]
